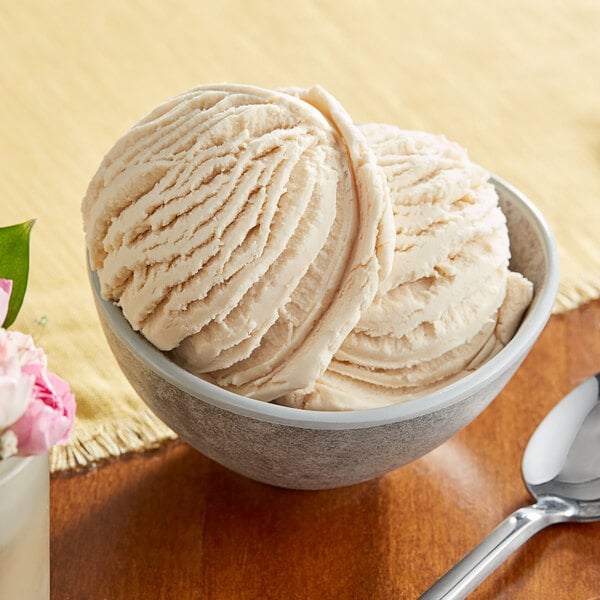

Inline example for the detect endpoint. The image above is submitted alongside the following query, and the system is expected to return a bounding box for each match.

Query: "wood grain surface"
[51,301,600,600]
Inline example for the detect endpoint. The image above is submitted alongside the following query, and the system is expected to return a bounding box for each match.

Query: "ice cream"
[83,84,394,402]
[83,84,533,411]
[282,125,533,409]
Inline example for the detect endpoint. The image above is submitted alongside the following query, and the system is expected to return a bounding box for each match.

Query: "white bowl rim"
[89,174,559,430]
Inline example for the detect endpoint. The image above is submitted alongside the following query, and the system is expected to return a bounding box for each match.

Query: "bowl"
[88,175,559,490]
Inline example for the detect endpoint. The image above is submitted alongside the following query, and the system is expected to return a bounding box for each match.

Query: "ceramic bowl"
[89,175,559,490]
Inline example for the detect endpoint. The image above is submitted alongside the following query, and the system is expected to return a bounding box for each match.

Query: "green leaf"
[0,219,35,328]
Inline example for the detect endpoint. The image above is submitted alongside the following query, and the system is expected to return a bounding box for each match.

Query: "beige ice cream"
[83,84,394,402]
[282,125,533,410]
[83,84,533,411]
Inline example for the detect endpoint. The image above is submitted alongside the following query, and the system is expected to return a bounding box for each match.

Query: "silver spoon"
[420,373,600,600]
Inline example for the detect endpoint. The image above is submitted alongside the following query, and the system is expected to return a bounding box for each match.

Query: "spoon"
[420,373,600,600]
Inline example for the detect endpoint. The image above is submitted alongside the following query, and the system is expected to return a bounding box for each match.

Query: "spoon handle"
[418,496,577,600]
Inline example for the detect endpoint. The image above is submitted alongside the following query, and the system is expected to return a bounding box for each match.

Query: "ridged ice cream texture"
[83,84,533,410]
[282,124,533,409]
[83,84,395,402]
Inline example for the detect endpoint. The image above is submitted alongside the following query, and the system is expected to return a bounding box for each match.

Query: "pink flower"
[0,279,12,326]
[0,329,35,429]
[0,328,76,457]
[8,362,75,456]
[0,278,75,458]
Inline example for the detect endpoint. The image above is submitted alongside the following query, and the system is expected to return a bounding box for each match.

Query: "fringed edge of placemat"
[554,278,600,313]
[50,408,177,473]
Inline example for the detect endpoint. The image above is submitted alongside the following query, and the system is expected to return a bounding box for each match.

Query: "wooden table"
[51,301,600,600]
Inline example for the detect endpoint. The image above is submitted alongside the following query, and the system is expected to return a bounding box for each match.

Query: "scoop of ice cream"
[281,126,534,410]
[84,84,533,411]
[82,84,394,401]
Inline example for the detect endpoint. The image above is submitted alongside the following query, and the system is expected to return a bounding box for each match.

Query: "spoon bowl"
[523,373,600,517]
[420,372,600,599]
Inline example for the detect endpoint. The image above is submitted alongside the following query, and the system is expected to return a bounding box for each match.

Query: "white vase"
[0,453,49,600]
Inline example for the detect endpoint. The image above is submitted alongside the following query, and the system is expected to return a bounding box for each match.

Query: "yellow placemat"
[0,1,598,471]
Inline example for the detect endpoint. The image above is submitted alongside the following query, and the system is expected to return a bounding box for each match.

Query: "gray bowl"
[89,176,559,490]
